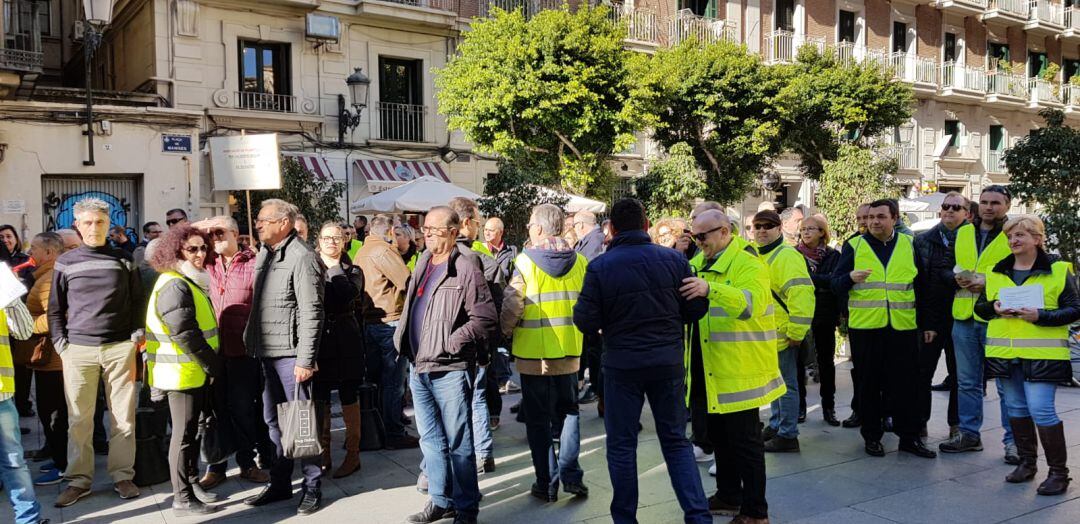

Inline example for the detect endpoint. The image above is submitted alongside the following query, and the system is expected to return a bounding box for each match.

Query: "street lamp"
[338,67,371,146]
[82,0,114,166]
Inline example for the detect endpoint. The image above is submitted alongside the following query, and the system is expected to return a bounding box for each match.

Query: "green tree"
[436,6,641,198]
[478,156,569,247]
[634,142,706,219]
[633,40,784,204]
[1003,109,1080,264]
[231,157,346,236]
[817,144,901,241]
[775,46,914,179]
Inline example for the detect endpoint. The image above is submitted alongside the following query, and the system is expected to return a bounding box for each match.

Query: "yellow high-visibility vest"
[0,310,13,394]
[847,233,918,331]
[511,252,587,360]
[756,243,816,350]
[985,261,1073,361]
[145,272,220,391]
[952,223,1011,322]
[688,236,786,414]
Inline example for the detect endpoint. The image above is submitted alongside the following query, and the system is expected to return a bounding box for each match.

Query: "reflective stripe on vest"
[0,311,14,394]
[985,261,1073,361]
[510,252,587,360]
[847,234,918,330]
[145,272,221,391]
[952,224,1011,322]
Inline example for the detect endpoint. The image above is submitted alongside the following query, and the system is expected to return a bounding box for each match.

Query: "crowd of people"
[0,186,1077,524]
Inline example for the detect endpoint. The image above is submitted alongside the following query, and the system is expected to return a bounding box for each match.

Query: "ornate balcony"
[888,52,938,92]
[608,6,664,47]
[1027,77,1064,109]
[764,30,826,64]
[940,62,987,101]
[935,0,989,17]
[985,70,1029,106]
[1063,7,1080,41]
[667,9,736,46]
[982,0,1030,26]
[1025,0,1066,36]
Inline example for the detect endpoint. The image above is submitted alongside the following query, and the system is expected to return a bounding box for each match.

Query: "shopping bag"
[276,380,322,459]
[200,385,236,464]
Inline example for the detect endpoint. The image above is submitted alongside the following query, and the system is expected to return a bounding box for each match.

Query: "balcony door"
[239,41,291,112]
[681,0,718,18]
[379,57,424,142]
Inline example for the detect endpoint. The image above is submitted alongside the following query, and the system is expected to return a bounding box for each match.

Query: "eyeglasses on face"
[940,203,966,212]
[320,235,344,243]
[255,215,284,225]
[692,226,725,242]
[421,226,455,235]
[752,223,778,231]
[800,226,821,232]
[210,229,228,238]
[182,245,209,254]
[165,218,183,226]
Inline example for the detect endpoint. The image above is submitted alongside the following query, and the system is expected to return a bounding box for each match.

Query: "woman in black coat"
[313,222,366,479]
[796,215,842,426]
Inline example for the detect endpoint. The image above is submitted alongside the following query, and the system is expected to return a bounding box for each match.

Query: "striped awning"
[282,152,335,181]
[353,159,450,192]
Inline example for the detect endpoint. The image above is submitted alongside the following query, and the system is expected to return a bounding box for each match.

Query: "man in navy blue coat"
[573,198,711,524]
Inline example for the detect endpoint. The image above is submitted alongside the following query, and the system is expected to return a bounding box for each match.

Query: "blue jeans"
[953,319,1013,444]
[769,346,799,439]
[520,373,583,490]
[471,365,493,459]
[491,348,512,385]
[604,374,711,524]
[411,369,481,517]
[0,398,42,524]
[366,323,408,438]
[1000,363,1061,427]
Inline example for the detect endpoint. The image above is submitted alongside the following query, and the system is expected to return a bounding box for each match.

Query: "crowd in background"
[0,186,1077,524]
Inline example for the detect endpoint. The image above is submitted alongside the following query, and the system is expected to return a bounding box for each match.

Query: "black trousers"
[580,335,604,398]
[708,408,767,519]
[918,329,959,427]
[689,391,712,454]
[209,357,276,474]
[14,363,32,414]
[520,373,580,486]
[167,386,206,503]
[849,328,921,442]
[34,369,68,470]
[486,364,502,418]
[812,321,838,411]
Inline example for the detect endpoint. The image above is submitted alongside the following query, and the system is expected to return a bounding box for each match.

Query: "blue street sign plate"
[162,134,193,154]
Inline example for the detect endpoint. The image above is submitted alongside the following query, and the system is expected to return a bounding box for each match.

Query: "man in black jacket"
[913,192,969,439]
[395,206,496,524]
[572,210,605,406]
[49,197,144,507]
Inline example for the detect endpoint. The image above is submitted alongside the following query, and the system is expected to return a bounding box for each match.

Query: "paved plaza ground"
[8,358,1080,524]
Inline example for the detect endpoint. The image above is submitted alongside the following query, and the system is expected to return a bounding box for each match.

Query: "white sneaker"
[500,380,521,394]
[708,462,716,477]
[693,445,713,463]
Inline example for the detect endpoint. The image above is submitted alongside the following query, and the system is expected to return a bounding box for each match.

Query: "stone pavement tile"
[787,507,899,524]
[852,467,1076,524]
[764,466,903,522]
[1004,497,1080,524]
[813,451,990,492]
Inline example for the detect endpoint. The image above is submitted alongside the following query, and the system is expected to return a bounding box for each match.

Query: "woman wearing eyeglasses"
[796,214,843,426]
[974,215,1080,496]
[313,222,367,479]
[145,225,223,516]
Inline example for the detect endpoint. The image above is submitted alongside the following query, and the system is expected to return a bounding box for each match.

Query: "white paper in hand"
[0,262,27,307]
[999,285,1045,311]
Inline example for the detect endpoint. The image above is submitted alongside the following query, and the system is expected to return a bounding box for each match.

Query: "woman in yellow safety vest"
[974,215,1080,497]
[145,225,223,517]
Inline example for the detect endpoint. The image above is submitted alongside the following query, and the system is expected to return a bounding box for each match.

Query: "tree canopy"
[774,47,914,179]
[816,144,900,240]
[634,142,706,219]
[437,6,641,198]
[633,40,784,204]
[1002,109,1080,264]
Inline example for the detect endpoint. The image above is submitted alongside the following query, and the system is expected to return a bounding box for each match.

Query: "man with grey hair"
[243,198,326,515]
[502,203,589,502]
[779,206,804,246]
[572,211,603,262]
[49,197,145,507]
[55,229,82,251]
[355,213,418,449]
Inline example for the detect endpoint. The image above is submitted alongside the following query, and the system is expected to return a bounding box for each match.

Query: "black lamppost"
[338,67,371,147]
[82,0,114,166]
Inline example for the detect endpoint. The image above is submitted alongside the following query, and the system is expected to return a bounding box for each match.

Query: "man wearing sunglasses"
[165,209,189,230]
[940,185,1017,462]
[681,209,780,522]
[912,193,969,444]
[752,211,815,454]
[831,199,936,460]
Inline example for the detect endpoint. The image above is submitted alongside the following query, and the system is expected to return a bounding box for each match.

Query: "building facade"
[1,0,1074,238]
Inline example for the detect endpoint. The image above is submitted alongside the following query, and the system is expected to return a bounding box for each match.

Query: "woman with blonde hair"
[975,215,1080,495]
[797,214,843,426]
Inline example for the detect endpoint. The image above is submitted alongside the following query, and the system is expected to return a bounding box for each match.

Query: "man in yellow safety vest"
[0,292,46,524]
[831,199,936,459]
